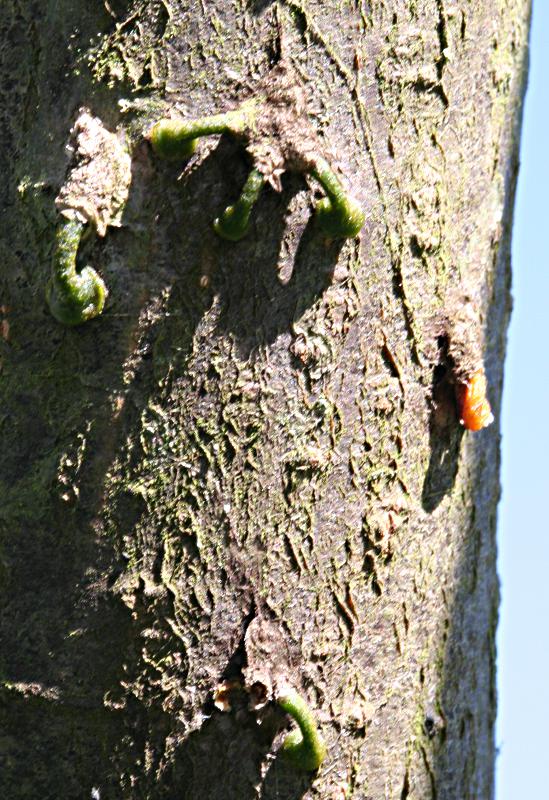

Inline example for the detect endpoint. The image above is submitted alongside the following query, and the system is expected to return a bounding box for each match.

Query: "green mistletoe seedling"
[277,689,327,771]
[150,106,253,161]
[149,63,364,241]
[46,109,132,325]
[47,218,107,326]
[311,158,365,238]
[213,168,265,241]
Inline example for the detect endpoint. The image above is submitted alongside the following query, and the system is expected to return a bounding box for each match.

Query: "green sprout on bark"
[46,218,107,326]
[277,689,327,771]
[213,168,266,241]
[150,106,251,161]
[310,157,365,238]
[46,109,132,326]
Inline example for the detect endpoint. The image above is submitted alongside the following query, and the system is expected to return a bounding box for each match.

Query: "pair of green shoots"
[150,110,365,242]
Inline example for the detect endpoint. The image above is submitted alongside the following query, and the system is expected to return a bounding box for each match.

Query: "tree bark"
[0,1,529,798]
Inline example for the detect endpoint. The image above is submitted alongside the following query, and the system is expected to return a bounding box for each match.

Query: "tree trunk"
[0,1,529,798]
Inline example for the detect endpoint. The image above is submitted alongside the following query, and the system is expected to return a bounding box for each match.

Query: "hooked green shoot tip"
[213,168,265,241]
[311,158,365,238]
[150,119,198,160]
[277,690,327,771]
[150,109,251,161]
[47,219,107,326]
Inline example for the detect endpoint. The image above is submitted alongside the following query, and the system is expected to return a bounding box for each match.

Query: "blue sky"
[495,2,549,797]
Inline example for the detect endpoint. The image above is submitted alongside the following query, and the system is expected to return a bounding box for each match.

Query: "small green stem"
[277,690,327,771]
[310,157,365,238]
[150,106,253,161]
[213,168,265,241]
[46,218,107,326]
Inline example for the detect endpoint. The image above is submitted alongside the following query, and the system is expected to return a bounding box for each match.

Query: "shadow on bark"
[421,362,464,513]
[248,0,278,14]
[180,139,344,359]
[164,710,311,800]
[426,453,498,798]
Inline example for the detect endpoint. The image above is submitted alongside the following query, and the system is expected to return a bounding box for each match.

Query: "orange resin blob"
[457,370,494,431]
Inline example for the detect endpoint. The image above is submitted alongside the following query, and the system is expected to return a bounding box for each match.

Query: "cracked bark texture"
[0,1,529,798]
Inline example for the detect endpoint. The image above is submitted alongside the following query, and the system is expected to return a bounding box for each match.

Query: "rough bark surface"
[0,1,529,798]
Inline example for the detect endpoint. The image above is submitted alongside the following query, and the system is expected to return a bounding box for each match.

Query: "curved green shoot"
[213,168,265,241]
[310,157,365,238]
[277,690,327,771]
[47,218,107,326]
[150,109,250,161]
